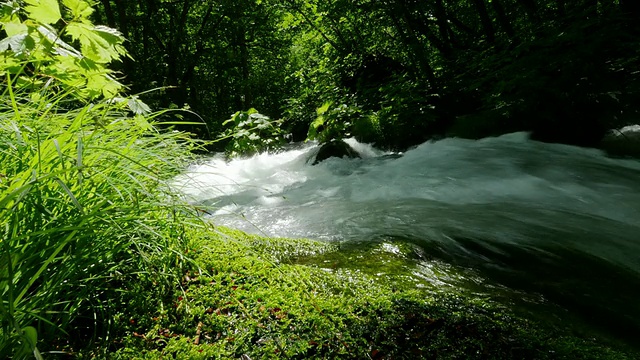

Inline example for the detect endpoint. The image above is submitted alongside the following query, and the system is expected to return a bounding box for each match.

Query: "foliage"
[306,101,363,143]
[0,0,201,356]
[0,0,126,100]
[92,0,295,136]
[283,0,640,148]
[221,108,286,157]
[87,0,640,147]
[454,12,640,146]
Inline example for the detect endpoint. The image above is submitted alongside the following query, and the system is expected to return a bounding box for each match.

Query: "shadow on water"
[293,235,640,351]
[419,235,640,349]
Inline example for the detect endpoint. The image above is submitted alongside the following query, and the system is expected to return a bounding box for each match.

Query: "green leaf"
[24,0,62,24]
[37,25,82,58]
[3,22,27,37]
[86,71,121,97]
[0,53,23,75]
[316,101,332,115]
[62,0,94,18]
[18,326,42,360]
[66,22,125,63]
[42,55,85,87]
[0,1,20,23]
[134,114,152,131]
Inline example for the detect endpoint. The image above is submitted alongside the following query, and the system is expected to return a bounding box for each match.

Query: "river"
[175,133,640,347]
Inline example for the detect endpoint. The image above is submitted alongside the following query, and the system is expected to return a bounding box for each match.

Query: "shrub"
[221,108,286,157]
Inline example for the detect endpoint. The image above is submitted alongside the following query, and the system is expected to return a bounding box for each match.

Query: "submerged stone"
[312,139,361,165]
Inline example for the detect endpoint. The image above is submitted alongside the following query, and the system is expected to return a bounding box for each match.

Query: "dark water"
[175,133,640,347]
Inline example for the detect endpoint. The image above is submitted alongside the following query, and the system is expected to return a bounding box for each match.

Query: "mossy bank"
[99,226,636,359]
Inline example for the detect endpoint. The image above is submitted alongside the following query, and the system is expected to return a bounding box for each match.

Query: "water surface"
[175,133,640,345]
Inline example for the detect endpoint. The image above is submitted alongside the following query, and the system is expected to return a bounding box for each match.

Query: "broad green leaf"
[85,72,121,97]
[24,0,61,24]
[3,21,27,37]
[0,1,20,22]
[38,25,82,58]
[134,114,152,131]
[310,115,325,130]
[66,22,125,63]
[0,54,23,75]
[62,0,94,19]
[18,326,39,357]
[42,55,85,87]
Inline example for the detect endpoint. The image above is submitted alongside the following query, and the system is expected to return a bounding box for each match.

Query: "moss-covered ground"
[98,226,637,359]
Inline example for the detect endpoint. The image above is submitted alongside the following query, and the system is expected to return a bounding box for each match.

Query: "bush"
[221,108,286,157]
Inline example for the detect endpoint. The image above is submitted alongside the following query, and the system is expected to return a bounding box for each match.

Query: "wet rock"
[313,140,360,165]
[600,125,640,158]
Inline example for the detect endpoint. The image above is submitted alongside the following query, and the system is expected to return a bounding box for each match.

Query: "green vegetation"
[221,108,286,157]
[90,0,640,152]
[103,229,636,359]
[2,0,640,358]
[0,0,200,356]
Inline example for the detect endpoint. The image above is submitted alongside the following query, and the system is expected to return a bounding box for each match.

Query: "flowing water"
[175,133,640,346]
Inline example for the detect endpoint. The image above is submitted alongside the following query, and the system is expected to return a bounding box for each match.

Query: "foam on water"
[175,133,640,273]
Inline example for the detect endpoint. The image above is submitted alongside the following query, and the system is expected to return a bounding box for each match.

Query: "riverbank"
[96,226,636,359]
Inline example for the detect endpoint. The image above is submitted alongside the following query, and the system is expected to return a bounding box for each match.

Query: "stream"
[175,133,640,348]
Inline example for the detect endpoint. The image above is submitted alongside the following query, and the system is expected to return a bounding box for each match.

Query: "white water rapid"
[175,133,640,342]
[177,134,640,273]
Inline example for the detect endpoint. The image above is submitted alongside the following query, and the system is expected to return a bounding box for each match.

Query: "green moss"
[101,226,637,359]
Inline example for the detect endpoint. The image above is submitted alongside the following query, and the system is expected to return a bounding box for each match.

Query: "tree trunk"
[98,0,116,28]
[433,0,456,59]
[471,0,495,43]
[556,0,566,17]
[239,34,252,110]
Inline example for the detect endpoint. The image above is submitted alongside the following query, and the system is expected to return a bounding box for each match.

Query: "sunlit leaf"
[38,25,82,58]
[0,33,34,55]
[3,21,27,37]
[128,97,152,115]
[24,0,61,24]
[62,0,94,19]
[66,22,125,63]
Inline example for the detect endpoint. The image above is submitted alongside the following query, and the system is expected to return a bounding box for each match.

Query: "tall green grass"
[0,1,207,357]
[0,81,202,357]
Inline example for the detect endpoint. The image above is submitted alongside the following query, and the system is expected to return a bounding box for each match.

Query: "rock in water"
[600,125,640,158]
[313,140,361,165]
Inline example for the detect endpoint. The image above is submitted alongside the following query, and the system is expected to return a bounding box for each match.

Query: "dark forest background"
[94,0,640,151]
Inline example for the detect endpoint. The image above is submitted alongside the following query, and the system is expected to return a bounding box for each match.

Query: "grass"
[0,83,203,357]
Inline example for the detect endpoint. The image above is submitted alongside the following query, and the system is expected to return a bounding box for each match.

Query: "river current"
[175,133,640,345]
